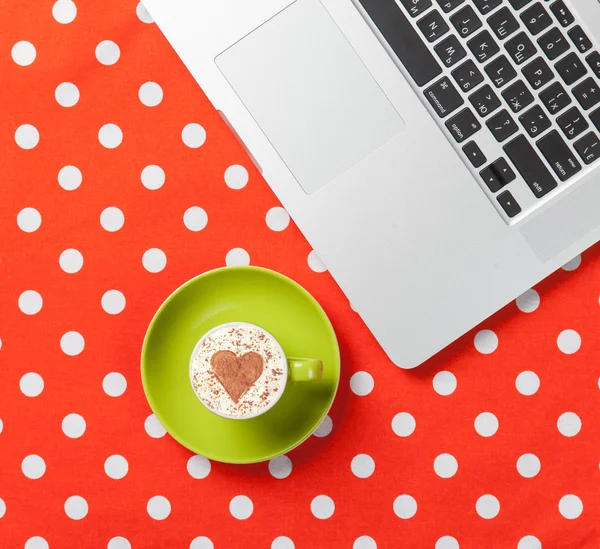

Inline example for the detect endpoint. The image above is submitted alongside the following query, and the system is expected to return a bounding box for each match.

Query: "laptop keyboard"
[357,0,600,222]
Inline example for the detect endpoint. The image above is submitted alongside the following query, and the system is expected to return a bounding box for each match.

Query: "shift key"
[537,130,581,181]
[503,135,557,198]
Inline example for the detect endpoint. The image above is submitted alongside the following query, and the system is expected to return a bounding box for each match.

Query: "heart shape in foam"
[210,350,265,404]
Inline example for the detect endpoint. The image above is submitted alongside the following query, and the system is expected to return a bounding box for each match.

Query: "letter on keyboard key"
[399,0,433,18]
[358,0,443,86]
[504,135,557,198]
[424,77,464,117]
[537,130,582,181]
[435,35,467,67]
[557,106,589,140]
[574,132,600,165]
[497,190,522,218]
[445,108,482,142]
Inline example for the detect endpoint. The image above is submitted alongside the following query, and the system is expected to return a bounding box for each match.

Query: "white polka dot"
[187,455,211,479]
[102,372,127,397]
[18,290,43,315]
[311,495,334,519]
[562,255,581,271]
[476,495,500,519]
[100,206,124,232]
[20,373,44,397]
[139,82,163,107]
[351,454,375,479]
[96,40,120,65]
[12,41,36,66]
[353,536,377,549]
[60,331,85,356]
[101,290,126,314]
[433,371,457,396]
[229,495,253,520]
[52,0,77,23]
[266,207,290,231]
[307,250,327,273]
[516,289,540,313]
[17,207,41,233]
[0,418,3,434]
[474,412,498,437]
[25,537,49,549]
[15,124,39,150]
[62,413,86,438]
[59,248,84,273]
[516,454,541,478]
[182,123,206,148]
[269,455,292,479]
[22,455,46,479]
[141,165,165,190]
[517,535,542,549]
[516,371,540,396]
[108,537,131,549]
[136,2,154,23]
[435,536,459,549]
[225,247,250,266]
[474,330,498,354]
[64,496,88,520]
[313,415,333,438]
[0,338,2,350]
[184,207,208,232]
[557,329,581,354]
[98,124,123,149]
[557,412,581,437]
[104,455,128,479]
[224,164,248,189]
[0,498,4,518]
[55,82,79,107]
[350,371,374,396]
[147,496,171,520]
[559,494,583,519]
[434,453,458,479]
[143,248,167,273]
[190,538,214,549]
[393,494,417,519]
[272,537,295,549]
[58,166,82,190]
[145,414,166,438]
[392,412,416,437]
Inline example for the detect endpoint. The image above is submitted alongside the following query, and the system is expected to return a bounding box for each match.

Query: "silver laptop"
[143,0,600,368]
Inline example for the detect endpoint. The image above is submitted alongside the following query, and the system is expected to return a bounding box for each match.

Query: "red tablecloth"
[1,2,599,548]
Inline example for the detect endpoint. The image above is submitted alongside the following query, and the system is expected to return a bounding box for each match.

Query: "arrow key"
[480,157,515,192]
[497,190,522,218]
[462,140,487,168]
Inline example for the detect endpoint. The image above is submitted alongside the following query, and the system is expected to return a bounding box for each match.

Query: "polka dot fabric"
[0,2,599,548]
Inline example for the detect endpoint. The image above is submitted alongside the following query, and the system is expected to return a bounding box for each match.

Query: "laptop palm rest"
[216,0,405,194]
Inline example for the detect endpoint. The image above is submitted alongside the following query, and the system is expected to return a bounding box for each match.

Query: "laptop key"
[497,190,522,218]
[572,78,600,111]
[445,108,482,142]
[399,0,433,18]
[480,157,515,191]
[591,107,600,131]
[539,81,571,114]
[538,28,570,61]
[522,57,554,89]
[435,35,467,67]
[487,109,519,142]
[452,60,484,91]
[521,3,552,35]
[505,32,537,65]
[468,30,500,63]
[586,52,600,79]
[463,140,487,167]
[504,134,557,198]
[473,0,501,15]
[557,106,589,139]
[537,130,581,180]
[556,52,587,86]
[424,77,464,117]
[574,132,600,164]
[469,84,502,117]
[549,0,574,27]
[519,105,552,137]
[418,10,450,43]
[568,26,592,54]
[488,8,520,40]
[502,80,534,113]
[436,0,465,13]
[508,0,532,10]
[485,55,517,88]
[451,6,482,38]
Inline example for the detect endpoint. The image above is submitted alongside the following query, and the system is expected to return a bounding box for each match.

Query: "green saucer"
[141,266,340,464]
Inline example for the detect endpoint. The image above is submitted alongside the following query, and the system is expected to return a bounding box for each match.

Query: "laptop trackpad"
[216,0,405,194]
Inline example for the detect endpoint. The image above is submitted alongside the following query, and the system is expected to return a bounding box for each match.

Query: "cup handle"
[287,358,323,382]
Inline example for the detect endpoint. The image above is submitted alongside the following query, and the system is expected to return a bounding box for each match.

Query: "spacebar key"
[503,135,557,198]
[358,0,443,86]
